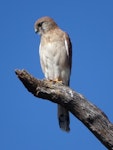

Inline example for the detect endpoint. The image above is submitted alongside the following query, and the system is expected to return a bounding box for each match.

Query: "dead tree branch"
[15,69,113,149]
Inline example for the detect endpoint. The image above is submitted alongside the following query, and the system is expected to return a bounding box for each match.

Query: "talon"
[53,78,63,84]
[47,78,63,84]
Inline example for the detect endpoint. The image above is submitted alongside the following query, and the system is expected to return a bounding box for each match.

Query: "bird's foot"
[43,78,63,84]
[52,78,63,84]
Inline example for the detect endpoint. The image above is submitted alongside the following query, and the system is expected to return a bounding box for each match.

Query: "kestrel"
[34,16,72,132]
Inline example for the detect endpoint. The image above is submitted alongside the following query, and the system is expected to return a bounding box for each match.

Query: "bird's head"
[34,16,58,35]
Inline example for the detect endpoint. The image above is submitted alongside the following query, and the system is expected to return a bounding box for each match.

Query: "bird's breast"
[39,40,70,85]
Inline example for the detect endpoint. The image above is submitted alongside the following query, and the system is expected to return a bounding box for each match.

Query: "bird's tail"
[58,105,70,132]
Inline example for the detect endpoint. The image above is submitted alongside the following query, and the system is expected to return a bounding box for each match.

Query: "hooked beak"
[34,28,38,33]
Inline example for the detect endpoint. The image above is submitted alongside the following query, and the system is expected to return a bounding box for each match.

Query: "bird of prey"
[34,16,72,132]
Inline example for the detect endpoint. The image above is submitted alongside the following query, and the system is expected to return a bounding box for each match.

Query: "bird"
[34,16,72,132]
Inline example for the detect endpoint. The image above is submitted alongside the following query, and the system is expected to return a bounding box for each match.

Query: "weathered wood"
[15,69,113,149]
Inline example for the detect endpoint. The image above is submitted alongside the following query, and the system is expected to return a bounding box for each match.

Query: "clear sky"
[0,0,113,150]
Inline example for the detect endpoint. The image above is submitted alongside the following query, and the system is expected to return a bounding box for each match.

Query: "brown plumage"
[34,16,72,132]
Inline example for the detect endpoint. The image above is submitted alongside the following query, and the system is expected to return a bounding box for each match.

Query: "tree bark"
[15,69,113,149]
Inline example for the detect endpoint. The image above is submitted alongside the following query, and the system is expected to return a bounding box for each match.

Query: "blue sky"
[0,0,113,149]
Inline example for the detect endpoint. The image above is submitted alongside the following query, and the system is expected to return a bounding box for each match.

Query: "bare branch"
[15,69,113,149]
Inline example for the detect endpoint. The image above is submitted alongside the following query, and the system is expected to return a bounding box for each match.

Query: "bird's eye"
[38,22,43,27]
